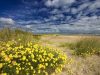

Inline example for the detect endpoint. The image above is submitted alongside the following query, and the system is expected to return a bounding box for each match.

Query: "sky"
[0,0,100,34]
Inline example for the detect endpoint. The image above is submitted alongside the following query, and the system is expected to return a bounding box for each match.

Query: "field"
[40,35,100,75]
[0,28,100,75]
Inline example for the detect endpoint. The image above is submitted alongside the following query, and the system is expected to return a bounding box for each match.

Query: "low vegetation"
[69,38,100,57]
[59,37,100,57]
[0,28,100,75]
[0,28,41,44]
[0,28,70,75]
[59,42,74,49]
[0,41,69,75]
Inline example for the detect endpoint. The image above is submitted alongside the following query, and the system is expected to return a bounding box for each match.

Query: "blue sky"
[0,0,100,34]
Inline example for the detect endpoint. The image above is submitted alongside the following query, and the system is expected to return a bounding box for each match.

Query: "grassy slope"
[40,35,100,75]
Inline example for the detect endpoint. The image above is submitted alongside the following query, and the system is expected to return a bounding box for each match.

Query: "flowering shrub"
[0,41,68,75]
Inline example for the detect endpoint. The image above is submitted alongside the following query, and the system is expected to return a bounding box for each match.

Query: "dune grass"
[0,28,100,75]
[59,37,100,57]
[0,28,41,44]
[67,38,100,57]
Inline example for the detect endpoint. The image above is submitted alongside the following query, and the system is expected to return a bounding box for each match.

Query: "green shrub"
[0,41,69,75]
[71,38,100,56]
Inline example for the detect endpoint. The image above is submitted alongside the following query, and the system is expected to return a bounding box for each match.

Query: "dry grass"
[0,28,100,75]
[0,28,41,44]
[40,35,100,75]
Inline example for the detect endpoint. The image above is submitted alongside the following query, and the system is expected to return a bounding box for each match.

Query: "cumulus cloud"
[1,0,99,34]
[0,17,15,25]
[49,14,64,21]
[71,0,100,16]
[45,0,75,7]
[70,16,100,31]
[89,0,100,9]
[40,16,100,33]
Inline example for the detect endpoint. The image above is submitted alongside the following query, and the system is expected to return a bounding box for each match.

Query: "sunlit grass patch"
[70,38,100,57]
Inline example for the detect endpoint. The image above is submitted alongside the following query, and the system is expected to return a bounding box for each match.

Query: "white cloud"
[17,16,100,34]
[47,16,100,33]
[45,0,75,7]
[17,20,42,25]
[77,3,90,12]
[0,17,15,25]
[71,8,78,14]
[89,0,100,10]
[48,0,100,22]
[74,0,100,14]
[49,14,64,21]
[50,9,61,14]
[71,16,100,31]
[24,25,33,29]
